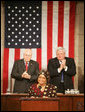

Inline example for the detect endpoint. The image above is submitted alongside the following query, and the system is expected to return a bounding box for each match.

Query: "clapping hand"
[22,71,31,79]
[61,59,66,68]
[59,59,66,71]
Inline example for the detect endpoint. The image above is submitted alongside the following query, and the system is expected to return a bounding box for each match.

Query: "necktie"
[26,62,28,71]
[59,61,64,82]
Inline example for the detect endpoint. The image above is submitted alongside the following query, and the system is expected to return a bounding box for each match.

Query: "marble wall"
[74,1,84,93]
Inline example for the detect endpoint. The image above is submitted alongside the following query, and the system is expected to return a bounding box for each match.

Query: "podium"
[4,97,59,111]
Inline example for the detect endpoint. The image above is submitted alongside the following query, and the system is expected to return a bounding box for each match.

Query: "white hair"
[56,47,66,53]
[23,49,32,55]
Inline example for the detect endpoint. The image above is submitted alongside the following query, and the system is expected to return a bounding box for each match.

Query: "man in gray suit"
[11,49,39,93]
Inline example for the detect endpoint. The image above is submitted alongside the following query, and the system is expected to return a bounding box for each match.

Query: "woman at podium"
[27,70,57,98]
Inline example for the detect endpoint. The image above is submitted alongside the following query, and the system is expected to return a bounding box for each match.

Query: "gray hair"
[56,47,66,53]
[23,49,32,55]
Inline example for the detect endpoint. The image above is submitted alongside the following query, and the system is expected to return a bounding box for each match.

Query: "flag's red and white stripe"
[3,1,75,93]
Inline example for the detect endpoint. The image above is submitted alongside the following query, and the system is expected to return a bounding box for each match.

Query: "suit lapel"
[21,59,26,72]
[55,58,60,67]
[65,57,68,66]
[27,60,33,72]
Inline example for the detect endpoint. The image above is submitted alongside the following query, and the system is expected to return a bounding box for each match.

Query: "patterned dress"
[28,83,57,98]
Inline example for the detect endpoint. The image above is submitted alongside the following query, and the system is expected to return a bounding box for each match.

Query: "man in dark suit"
[48,47,76,93]
[11,49,39,93]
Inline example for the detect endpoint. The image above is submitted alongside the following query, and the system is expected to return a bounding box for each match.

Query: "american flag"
[3,1,75,93]
[5,1,41,48]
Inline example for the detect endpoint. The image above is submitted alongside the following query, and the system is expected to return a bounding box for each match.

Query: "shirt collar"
[24,59,29,64]
[59,60,62,64]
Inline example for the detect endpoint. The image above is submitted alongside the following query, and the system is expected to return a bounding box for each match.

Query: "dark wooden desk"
[1,96,59,111]
[1,93,84,111]
[57,93,84,111]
